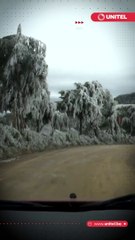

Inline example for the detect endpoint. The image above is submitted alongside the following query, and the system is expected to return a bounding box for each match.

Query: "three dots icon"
[75,21,84,24]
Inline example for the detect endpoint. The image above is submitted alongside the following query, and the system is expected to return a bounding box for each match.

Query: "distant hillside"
[114,92,135,104]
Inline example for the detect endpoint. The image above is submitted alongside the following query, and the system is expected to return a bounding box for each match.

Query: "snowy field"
[0,145,135,201]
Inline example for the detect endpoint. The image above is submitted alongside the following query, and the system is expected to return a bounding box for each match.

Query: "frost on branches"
[0,25,51,132]
[58,81,120,138]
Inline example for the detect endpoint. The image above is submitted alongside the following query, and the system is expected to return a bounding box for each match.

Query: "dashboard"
[0,209,134,240]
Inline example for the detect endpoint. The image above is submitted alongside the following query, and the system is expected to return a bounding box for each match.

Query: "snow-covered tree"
[0,26,51,132]
[58,81,116,136]
[117,105,135,135]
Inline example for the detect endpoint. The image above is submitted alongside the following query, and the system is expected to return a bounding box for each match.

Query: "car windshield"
[0,0,135,202]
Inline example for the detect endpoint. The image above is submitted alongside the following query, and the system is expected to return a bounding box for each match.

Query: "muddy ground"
[0,145,135,201]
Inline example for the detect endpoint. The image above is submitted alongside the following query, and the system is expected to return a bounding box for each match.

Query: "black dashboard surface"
[0,209,134,240]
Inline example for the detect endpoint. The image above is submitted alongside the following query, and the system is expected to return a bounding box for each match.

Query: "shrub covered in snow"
[0,123,26,159]
[0,124,50,159]
[98,130,114,144]
[40,123,53,137]
[0,123,24,148]
[66,128,80,145]
[51,130,68,147]
[22,128,49,150]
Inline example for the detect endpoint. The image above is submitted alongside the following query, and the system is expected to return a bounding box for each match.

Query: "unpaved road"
[0,145,135,201]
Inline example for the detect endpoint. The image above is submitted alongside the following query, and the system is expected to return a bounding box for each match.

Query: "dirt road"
[0,145,135,201]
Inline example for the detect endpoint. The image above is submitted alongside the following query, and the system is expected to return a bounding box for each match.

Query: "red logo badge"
[91,12,135,22]
[86,220,128,228]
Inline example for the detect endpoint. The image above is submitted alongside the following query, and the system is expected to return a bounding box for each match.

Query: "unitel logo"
[98,13,105,21]
[91,12,135,22]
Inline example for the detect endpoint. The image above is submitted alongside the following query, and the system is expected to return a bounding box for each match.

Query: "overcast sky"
[0,0,135,100]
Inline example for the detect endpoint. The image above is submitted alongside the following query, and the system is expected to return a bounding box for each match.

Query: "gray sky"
[0,0,135,100]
